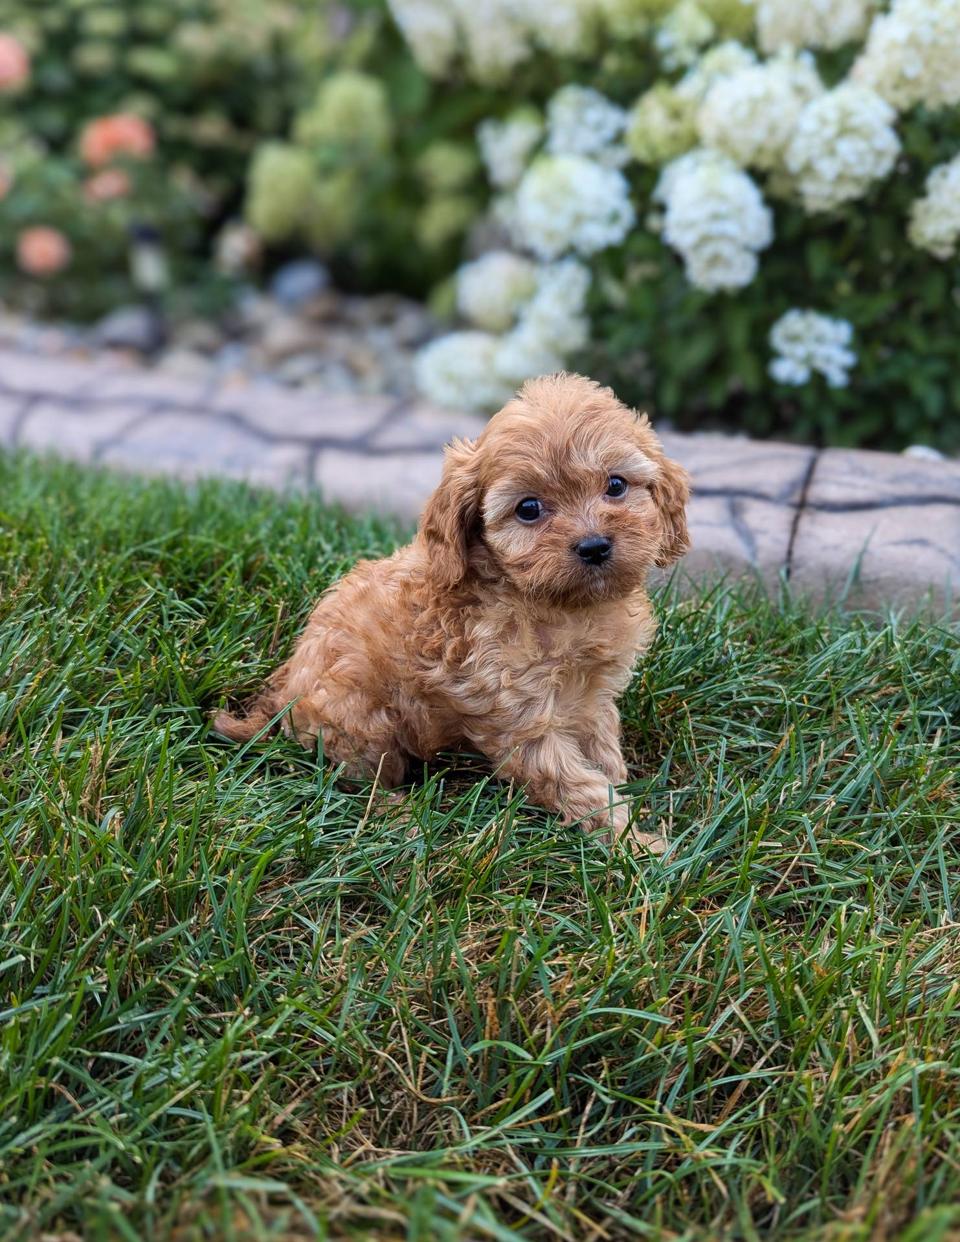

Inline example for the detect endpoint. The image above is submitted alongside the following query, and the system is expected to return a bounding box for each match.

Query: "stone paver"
[18,400,148,463]
[1,345,958,611]
[314,448,443,515]
[84,366,217,409]
[0,347,138,399]
[659,432,816,589]
[212,383,398,443]
[0,392,26,441]
[790,448,960,611]
[100,411,312,489]
[368,400,488,451]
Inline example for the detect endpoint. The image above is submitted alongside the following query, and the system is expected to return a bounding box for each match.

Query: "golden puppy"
[214,373,690,847]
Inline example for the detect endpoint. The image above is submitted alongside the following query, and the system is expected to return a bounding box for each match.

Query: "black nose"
[575,535,613,566]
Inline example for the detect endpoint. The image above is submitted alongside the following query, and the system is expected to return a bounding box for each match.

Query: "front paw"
[580,795,631,839]
[582,801,669,856]
[623,825,668,855]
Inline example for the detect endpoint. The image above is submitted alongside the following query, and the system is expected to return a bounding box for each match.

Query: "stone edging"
[1,347,957,611]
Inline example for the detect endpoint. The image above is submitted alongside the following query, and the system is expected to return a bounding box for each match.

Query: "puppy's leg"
[568,705,665,859]
[577,700,628,786]
[288,691,408,787]
[490,732,630,838]
[577,704,667,855]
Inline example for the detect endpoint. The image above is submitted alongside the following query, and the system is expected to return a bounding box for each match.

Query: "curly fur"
[214,373,690,848]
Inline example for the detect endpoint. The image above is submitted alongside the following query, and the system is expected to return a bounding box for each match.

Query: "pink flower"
[0,34,29,93]
[83,168,132,202]
[17,227,72,277]
[80,114,155,168]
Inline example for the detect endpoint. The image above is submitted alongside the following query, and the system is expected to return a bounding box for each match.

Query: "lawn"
[1,452,959,1242]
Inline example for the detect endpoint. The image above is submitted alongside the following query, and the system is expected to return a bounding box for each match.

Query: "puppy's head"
[419,373,690,602]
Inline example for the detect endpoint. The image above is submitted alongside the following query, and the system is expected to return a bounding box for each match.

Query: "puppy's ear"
[651,456,691,567]
[419,437,482,587]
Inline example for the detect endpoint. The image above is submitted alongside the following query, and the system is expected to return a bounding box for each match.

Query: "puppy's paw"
[596,808,669,857]
[623,825,668,856]
[581,797,631,840]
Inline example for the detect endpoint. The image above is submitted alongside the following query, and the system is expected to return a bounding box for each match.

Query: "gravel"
[0,282,439,403]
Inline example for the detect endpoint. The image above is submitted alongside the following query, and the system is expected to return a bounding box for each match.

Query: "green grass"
[1,453,959,1242]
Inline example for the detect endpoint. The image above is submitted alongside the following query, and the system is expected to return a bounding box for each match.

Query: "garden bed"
[0,270,434,403]
[3,2,959,452]
[2,455,959,1240]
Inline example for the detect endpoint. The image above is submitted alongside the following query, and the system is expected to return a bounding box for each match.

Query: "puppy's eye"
[606,476,628,498]
[515,497,542,523]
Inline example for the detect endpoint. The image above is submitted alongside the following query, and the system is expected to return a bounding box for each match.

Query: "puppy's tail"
[211,685,286,743]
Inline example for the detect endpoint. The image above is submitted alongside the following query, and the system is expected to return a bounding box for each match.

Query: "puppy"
[214,373,690,847]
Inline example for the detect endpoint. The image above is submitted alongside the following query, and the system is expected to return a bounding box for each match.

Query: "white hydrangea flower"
[654,148,773,291]
[785,84,900,213]
[489,191,521,237]
[513,154,636,259]
[687,241,761,289]
[388,0,602,81]
[416,258,593,404]
[769,310,857,388]
[597,0,673,39]
[455,251,538,330]
[451,0,531,81]
[697,52,822,170]
[494,258,592,384]
[626,83,698,165]
[520,259,592,352]
[655,1,715,70]
[852,0,960,112]
[753,0,871,54]
[546,85,628,168]
[477,109,544,189]
[677,39,757,103]
[386,0,459,76]
[908,154,960,259]
[388,0,529,82]
[415,330,515,411]
[512,0,598,55]
[494,324,566,386]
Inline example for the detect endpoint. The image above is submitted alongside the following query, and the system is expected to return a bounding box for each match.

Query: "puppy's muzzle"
[575,535,613,566]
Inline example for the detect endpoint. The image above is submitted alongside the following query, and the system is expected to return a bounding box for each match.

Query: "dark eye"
[606,476,628,498]
[515,497,542,522]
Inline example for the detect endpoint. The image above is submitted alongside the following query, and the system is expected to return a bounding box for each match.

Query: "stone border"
[1,347,957,611]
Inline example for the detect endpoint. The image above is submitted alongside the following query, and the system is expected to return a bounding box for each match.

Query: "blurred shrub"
[0,0,308,316]
[400,0,960,452]
[0,126,204,317]
[2,0,959,452]
[0,0,492,316]
[242,2,493,296]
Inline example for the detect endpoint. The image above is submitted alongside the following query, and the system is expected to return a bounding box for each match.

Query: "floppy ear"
[651,455,691,567]
[418,437,482,587]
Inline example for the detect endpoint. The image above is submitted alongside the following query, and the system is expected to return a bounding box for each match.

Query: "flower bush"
[0,2,489,316]
[391,0,960,451]
[0,0,313,317]
[1,0,959,451]
[908,154,960,259]
[239,5,497,297]
[417,257,591,406]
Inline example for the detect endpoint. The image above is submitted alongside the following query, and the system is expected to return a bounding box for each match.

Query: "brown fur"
[214,373,690,849]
